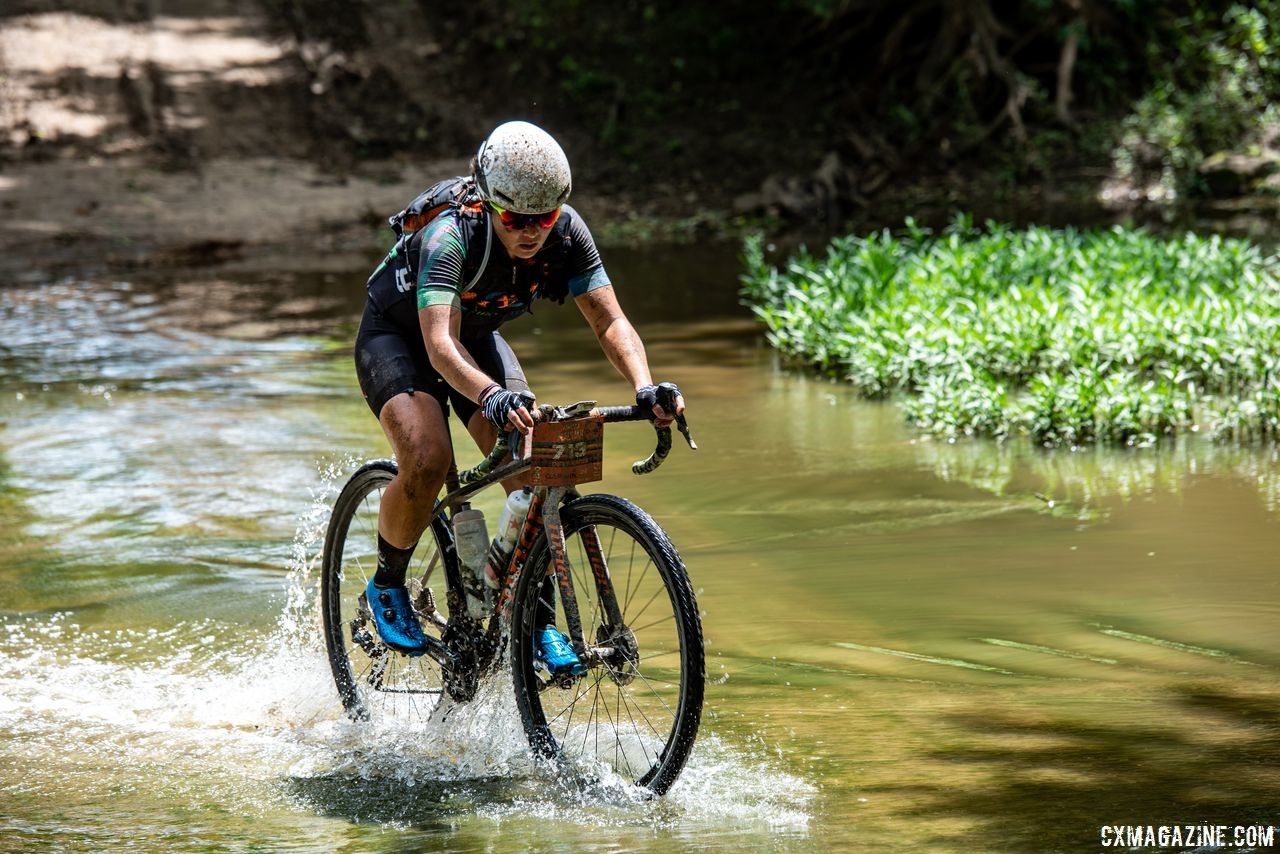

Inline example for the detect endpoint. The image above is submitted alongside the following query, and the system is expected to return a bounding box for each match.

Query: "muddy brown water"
[1,246,1278,852]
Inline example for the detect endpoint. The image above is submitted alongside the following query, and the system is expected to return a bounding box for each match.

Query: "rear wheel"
[511,494,704,795]
[320,460,448,723]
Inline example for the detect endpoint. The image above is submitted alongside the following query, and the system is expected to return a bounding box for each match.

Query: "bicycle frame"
[411,400,691,682]
[426,477,598,670]
[323,392,700,793]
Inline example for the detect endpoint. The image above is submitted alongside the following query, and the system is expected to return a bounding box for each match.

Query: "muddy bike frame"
[397,394,696,694]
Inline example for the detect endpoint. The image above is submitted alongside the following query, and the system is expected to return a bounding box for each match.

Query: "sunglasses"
[488,202,562,231]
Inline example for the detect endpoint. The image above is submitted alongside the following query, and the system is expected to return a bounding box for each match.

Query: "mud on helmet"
[475,121,572,214]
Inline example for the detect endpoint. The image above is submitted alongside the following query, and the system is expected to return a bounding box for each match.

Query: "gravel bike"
[319,390,703,795]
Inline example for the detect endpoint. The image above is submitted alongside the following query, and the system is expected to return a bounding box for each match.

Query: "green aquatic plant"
[741,218,1280,446]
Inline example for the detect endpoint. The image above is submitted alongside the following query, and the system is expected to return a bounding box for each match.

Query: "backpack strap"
[401,208,492,298]
[462,211,492,294]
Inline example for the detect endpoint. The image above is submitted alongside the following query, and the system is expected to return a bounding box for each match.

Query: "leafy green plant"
[741,217,1280,446]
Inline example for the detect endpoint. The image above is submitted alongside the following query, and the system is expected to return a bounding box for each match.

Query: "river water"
[1,246,1278,852]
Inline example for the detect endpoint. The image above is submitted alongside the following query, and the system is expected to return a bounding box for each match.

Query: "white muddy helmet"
[475,121,572,214]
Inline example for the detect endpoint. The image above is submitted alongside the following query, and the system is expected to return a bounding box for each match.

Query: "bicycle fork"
[505,487,636,685]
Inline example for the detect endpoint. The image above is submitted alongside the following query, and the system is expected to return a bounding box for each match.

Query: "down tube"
[495,489,548,622]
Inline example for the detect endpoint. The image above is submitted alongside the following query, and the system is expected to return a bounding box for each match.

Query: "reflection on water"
[921,435,1280,519]
[2,249,1279,851]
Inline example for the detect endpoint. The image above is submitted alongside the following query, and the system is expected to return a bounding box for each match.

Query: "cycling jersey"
[355,203,610,419]
[365,203,610,337]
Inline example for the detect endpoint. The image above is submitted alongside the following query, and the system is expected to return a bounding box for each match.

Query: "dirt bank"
[0,8,723,279]
[0,154,473,277]
[4,5,1273,281]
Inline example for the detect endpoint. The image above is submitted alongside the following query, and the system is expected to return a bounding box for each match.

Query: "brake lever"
[654,382,696,450]
[507,428,527,461]
[674,413,697,450]
[559,399,597,419]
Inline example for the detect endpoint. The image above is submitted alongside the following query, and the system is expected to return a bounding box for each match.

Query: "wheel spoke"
[611,676,627,768]
[545,674,603,725]
[572,535,604,642]
[603,657,670,746]
[629,612,676,635]
[581,672,604,757]
[636,649,677,662]
[626,665,680,720]
[616,679,665,756]
[622,540,640,613]
[626,584,665,627]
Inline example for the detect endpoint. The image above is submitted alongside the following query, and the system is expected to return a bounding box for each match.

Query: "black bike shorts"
[354,300,529,422]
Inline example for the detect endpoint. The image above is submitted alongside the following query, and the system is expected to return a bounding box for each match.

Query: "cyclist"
[354,120,684,674]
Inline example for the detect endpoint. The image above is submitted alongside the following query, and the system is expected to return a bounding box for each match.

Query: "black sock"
[373,533,417,588]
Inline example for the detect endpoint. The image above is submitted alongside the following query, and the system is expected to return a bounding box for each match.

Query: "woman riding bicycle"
[354,120,684,671]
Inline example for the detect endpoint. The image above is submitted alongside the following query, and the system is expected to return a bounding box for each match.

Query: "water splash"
[0,469,814,843]
[273,464,815,831]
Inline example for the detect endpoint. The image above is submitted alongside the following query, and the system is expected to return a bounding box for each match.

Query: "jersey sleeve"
[562,207,611,297]
[415,215,467,311]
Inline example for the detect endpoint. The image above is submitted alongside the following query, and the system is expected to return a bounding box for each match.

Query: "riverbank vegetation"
[7,1,1276,239]
[247,0,1280,224]
[741,219,1280,446]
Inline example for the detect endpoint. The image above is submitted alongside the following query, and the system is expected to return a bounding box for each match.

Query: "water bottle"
[484,487,533,589]
[452,505,490,619]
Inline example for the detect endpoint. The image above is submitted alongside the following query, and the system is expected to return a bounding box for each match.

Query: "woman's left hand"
[636,382,684,428]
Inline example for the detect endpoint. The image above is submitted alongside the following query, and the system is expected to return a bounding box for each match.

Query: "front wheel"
[511,494,704,795]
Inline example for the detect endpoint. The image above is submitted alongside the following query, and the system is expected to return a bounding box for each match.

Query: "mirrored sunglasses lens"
[490,203,560,230]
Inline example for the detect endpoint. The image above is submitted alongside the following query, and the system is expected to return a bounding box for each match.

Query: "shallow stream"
[1,246,1278,851]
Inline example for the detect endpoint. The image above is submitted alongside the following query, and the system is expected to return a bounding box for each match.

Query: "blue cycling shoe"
[535,626,586,677]
[366,579,430,656]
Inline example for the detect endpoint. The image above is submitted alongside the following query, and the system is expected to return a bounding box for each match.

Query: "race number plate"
[530,417,604,486]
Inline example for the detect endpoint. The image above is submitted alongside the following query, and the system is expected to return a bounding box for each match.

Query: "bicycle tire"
[510,493,704,795]
[320,460,448,722]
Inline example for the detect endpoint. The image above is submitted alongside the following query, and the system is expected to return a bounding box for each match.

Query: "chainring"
[441,619,494,702]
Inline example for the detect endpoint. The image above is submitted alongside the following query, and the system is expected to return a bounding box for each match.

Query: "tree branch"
[1055,0,1083,127]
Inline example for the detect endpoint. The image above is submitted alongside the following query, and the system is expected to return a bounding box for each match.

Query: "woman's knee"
[400,443,451,490]
[380,392,452,497]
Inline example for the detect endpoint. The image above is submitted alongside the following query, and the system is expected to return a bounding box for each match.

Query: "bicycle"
[319,388,703,796]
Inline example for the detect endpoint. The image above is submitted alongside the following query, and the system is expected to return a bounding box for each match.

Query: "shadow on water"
[285,773,530,829]
[0,448,61,614]
[918,683,1280,851]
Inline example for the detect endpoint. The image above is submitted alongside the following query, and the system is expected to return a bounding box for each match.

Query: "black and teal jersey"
[365,203,610,337]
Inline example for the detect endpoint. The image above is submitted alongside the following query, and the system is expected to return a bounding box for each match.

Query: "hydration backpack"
[389,175,483,238]
[371,175,494,296]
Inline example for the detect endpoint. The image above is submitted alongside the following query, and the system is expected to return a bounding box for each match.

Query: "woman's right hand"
[481,387,537,434]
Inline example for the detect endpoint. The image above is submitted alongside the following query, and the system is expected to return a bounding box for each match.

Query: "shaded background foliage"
[1,0,1275,226]
[246,0,1279,216]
